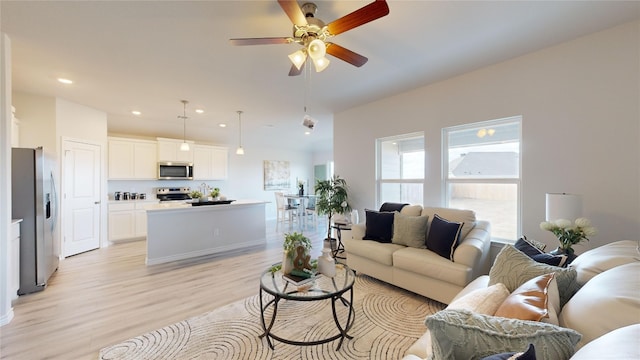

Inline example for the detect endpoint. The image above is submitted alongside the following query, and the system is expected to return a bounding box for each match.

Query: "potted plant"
[282,232,312,274]
[210,187,220,200]
[189,190,203,202]
[315,175,352,241]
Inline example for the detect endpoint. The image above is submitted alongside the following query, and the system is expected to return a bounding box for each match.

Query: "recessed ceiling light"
[131,110,141,116]
[195,109,204,114]
[304,131,311,135]
[219,123,227,128]
[57,78,73,84]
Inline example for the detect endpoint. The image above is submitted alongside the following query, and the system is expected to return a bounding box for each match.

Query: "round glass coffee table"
[258,263,356,350]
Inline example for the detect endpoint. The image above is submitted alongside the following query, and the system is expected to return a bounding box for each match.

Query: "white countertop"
[146,199,267,212]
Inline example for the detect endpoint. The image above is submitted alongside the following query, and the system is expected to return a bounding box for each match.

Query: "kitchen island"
[145,200,267,265]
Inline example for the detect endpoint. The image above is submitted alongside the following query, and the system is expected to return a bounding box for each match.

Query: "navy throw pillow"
[515,237,567,267]
[481,343,536,360]
[363,209,395,243]
[379,202,408,212]
[425,214,463,261]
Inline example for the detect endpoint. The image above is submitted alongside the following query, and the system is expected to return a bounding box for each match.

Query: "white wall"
[335,21,640,252]
[1,33,14,326]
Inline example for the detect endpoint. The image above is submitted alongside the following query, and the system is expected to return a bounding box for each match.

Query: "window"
[377,133,424,207]
[443,117,521,241]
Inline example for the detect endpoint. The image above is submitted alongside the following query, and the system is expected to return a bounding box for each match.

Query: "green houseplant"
[315,175,352,241]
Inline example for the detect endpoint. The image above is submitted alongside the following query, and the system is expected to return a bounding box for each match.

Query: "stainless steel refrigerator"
[12,147,59,295]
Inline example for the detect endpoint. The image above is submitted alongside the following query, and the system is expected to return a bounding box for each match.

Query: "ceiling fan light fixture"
[313,57,330,72]
[288,49,307,70]
[307,39,326,60]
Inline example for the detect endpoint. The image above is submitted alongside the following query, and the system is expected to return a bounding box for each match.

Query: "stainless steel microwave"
[158,162,193,180]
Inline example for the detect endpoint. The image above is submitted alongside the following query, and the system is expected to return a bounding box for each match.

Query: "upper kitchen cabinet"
[108,137,157,179]
[157,138,194,163]
[193,144,228,180]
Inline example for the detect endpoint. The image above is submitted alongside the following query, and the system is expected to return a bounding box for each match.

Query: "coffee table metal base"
[258,285,355,350]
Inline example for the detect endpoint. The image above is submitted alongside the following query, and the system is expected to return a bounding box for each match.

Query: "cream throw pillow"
[446,283,510,315]
[392,212,428,248]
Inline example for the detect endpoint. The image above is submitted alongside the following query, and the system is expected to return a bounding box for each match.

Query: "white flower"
[574,218,591,228]
[540,221,554,231]
[582,226,597,237]
[554,219,572,229]
[341,201,347,208]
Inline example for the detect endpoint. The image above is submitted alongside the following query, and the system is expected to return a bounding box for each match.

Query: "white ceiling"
[2,1,638,152]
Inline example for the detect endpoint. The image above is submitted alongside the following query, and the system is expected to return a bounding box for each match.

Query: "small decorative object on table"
[189,190,203,202]
[540,217,597,263]
[209,187,220,200]
[282,232,312,275]
[318,248,336,277]
[298,180,305,196]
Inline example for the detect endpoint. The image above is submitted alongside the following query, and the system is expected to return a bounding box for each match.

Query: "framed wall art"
[264,160,290,190]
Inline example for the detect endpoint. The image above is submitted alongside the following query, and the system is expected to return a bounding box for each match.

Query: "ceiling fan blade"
[326,0,390,36]
[229,37,293,46]
[326,43,368,67]
[278,0,308,26]
[288,62,305,76]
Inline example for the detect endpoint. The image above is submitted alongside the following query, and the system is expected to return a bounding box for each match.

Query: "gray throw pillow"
[392,212,428,248]
[488,245,580,307]
[425,309,581,360]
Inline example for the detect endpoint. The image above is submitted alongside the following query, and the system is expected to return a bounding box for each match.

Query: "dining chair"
[275,192,298,231]
[304,196,318,228]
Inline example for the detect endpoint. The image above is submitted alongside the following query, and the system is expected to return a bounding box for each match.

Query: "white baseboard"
[0,307,14,327]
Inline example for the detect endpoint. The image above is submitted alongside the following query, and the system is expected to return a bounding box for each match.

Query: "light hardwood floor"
[0,220,330,360]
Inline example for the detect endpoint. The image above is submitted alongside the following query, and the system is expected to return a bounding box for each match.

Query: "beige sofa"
[403,240,640,360]
[343,205,492,304]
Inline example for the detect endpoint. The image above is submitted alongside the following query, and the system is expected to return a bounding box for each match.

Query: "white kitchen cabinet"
[108,137,157,179]
[193,144,228,180]
[157,138,194,163]
[108,201,156,241]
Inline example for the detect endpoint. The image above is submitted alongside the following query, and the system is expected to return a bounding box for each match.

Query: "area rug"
[98,274,445,359]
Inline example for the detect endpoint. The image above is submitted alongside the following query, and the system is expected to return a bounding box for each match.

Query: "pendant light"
[236,110,244,155]
[178,100,190,151]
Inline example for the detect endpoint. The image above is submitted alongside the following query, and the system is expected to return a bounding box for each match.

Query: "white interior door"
[63,140,101,257]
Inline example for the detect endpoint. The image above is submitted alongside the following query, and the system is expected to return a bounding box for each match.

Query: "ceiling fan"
[229,0,390,76]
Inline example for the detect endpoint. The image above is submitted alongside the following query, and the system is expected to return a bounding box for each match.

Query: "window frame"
[376,132,425,208]
[442,116,522,242]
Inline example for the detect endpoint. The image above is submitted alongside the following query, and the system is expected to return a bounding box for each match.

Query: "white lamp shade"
[179,142,190,151]
[236,146,244,155]
[288,49,306,70]
[313,57,330,72]
[546,193,583,221]
[307,39,326,60]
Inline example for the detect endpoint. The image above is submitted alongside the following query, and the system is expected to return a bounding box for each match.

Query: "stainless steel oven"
[158,162,193,180]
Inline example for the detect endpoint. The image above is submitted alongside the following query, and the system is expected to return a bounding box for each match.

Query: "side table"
[330,223,351,260]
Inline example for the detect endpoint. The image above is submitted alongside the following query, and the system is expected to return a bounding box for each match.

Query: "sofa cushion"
[363,209,395,243]
[392,212,428,248]
[559,262,640,348]
[345,237,405,266]
[570,324,640,359]
[494,273,554,322]
[425,309,581,360]
[421,207,476,240]
[488,245,580,307]
[447,283,510,315]
[394,247,471,287]
[568,240,640,285]
[425,214,463,260]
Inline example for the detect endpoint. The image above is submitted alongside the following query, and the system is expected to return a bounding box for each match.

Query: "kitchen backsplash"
[108,180,227,201]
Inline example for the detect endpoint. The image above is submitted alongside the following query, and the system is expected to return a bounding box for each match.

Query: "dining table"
[284,194,317,229]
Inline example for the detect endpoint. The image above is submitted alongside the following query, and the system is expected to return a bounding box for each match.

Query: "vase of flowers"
[298,180,304,196]
[539,217,597,255]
